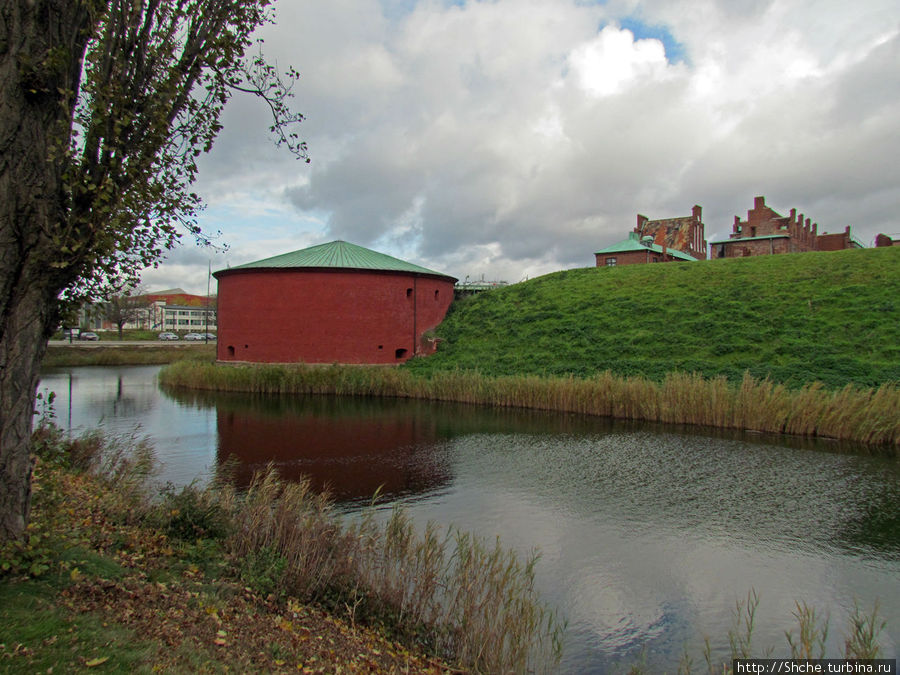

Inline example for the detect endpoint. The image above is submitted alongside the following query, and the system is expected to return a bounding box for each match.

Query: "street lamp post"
[205,261,210,343]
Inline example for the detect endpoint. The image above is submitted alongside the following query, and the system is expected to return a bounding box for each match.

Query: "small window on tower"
[406,288,412,297]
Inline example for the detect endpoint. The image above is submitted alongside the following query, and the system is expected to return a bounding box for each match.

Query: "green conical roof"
[221,240,455,279]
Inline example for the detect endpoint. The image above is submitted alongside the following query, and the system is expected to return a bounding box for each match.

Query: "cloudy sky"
[141,0,900,295]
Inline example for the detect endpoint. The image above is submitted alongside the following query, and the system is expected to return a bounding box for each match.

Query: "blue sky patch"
[619,17,687,64]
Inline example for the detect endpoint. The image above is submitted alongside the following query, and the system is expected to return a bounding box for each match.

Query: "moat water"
[38,365,900,672]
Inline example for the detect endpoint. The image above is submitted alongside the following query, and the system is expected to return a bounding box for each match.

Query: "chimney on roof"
[636,214,648,232]
[754,196,766,210]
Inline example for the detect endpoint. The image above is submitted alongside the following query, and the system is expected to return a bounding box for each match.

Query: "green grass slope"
[406,247,900,389]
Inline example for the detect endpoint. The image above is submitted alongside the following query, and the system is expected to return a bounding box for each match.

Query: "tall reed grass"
[218,467,565,673]
[43,343,214,367]
[632,591,887,674]
[160,362,900,448]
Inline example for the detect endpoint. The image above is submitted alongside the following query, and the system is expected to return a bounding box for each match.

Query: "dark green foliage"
[407,247,900,388]
[31,424,106,472]
[238,545,287,598]
[158,484,231,542]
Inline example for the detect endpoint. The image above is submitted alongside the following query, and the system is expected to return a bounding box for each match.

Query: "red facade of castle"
[213,242,456,365]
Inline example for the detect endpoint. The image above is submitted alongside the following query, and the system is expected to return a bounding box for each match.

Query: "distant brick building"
[635,205,707,260]
[710,196,862,258]
[817,227,863,251]
[875,233,899,247]
[594,205,706,267]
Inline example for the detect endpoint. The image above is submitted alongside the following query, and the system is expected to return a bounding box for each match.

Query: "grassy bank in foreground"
[408,247,900,389]
[0,426,562,674]
[160,362,900,447]
[43,343,215,367]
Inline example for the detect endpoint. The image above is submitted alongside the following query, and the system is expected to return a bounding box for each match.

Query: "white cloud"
[569,25,672,97]
[147,0,900,294]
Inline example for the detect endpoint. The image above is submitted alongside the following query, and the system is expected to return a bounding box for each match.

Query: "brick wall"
[634,204,707,259]
[712,237,793,258]
[215,268,455,364]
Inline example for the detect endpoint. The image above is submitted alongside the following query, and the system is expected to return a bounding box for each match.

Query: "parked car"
[201,333,216,341]
[183,333,205,341]
[158,332,179,340]
[79,332,100,341]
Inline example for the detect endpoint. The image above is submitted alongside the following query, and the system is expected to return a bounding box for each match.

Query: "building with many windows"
[141,289,216,331]
[73,288,216,333]
[153,303,217,332]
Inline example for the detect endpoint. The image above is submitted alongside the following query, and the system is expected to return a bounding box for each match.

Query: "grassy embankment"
[410,246,900,387]
[161,247,900,447]
[0,426,563,674]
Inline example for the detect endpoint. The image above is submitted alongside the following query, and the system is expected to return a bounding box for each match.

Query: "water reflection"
[214,394,453,503]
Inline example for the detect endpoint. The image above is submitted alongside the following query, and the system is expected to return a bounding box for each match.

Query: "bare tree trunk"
[0,1,94,542]
[0,287,55,540]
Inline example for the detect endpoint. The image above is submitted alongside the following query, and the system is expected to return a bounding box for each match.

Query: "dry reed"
[160,362,900,448]
[221,467,565,673]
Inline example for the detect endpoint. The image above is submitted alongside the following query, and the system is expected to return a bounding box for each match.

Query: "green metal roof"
[221,240,456,279]
[595,233,697,261]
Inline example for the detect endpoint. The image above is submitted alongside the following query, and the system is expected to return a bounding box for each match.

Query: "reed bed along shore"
[160,362,900,449]
[44,343,215,367]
